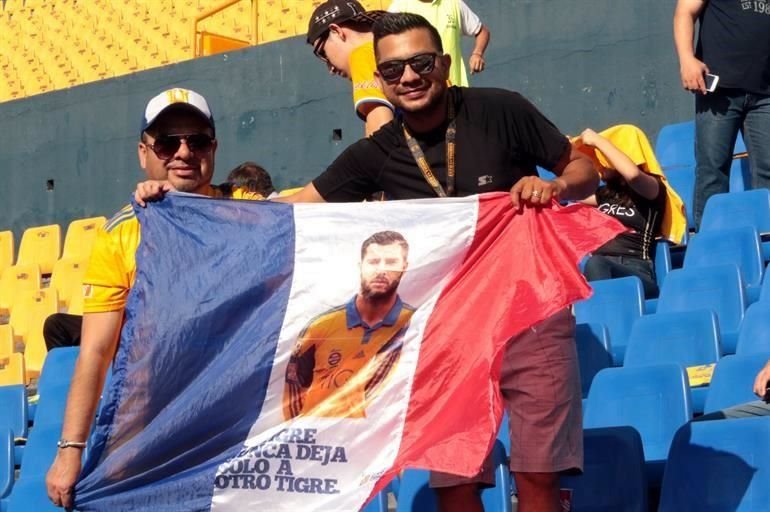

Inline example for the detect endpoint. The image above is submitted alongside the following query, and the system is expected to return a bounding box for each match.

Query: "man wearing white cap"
[45,88,259,509]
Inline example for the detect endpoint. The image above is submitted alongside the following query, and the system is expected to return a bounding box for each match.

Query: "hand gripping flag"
[75,192,625,511]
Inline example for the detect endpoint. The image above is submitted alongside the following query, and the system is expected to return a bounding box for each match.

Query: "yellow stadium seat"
[0,325,13,358]
[67,285,84,316]
[0,353,25,387]
[50,258,88,310]
[0,263,41,316]
[11,289,57,381]
[62,216,106,261]
[0,231,13,276]
[17,224,61,275]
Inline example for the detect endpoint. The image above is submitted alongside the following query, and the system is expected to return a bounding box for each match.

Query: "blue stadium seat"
[657,264,746,354]
[395,441,512,512]
[361,487,388,512]
[655,121,695,169]
[31,383,69,428]
[0,385,28,440]
[583,364,692,485]
[624,310,721,413]
[762,265,770,302]
[700,189,770,261]
[662,166,695,229]
[6,478,59,512]
[729,157,752,193]
[703,353,770,415]
[654,240,672,291]
[560,427,647,512]
[536,166,557,182]
[16,423,61,479]
[735,302,770,355]
[0,428,12,499]
[683,226,763,301]
[36,347,79,395]
[659,416,770,512]
[575,323,612,398]
[574,277,644,365]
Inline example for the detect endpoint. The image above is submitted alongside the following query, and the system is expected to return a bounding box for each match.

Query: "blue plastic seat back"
[361,487,389,512]
[36,347,79,396]
[662,166,695,229]
[584,364,692,463]
[736,302,770,355]
[703,353,770,414]
[761,266,770,303]
[684,226,763,289]
[32,383,70,429]
[657,265,746,353]
[659,416,770,512]
[0,385,28,439]
[0,428,12,499]
[701,189,770,233]
[728,158,751,193]
[6,478,59,512]
[655,121,695,168]
[654,240,672,290]
[624,310,721,368]
[560,426,648,512]
[574,277,644,366]
[575,323,612,397]
[17,424,61,479]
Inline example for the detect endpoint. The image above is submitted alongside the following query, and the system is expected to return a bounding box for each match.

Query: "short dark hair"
[361,230,409,260]
[372,13,443,60]
[226,161,275,196]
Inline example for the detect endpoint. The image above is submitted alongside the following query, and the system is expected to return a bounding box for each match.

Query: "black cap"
[307,0,384,44]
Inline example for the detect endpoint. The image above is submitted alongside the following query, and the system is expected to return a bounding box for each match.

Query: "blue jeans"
[693,400,770,421]
[583,254,658,299]
[693,89,770,228]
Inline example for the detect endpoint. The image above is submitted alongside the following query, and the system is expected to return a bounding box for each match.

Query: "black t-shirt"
[594,176,666,260]
[313,87,571,201]
[696,0,770,95]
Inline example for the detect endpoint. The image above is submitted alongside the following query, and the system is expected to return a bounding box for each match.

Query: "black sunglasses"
[146,133,215,160]
[313,34,329,63]
[377,53,438,83]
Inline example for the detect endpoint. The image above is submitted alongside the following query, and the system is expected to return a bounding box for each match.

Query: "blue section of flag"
[75,194,296,511]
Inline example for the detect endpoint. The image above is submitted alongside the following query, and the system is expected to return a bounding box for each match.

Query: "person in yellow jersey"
[45,88,261,509]
[283,230,414,420]
[387,0,490,87]
[307,0,395,136]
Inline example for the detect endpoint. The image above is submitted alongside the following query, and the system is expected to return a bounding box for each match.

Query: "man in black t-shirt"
[674,0,770,228]
[281,12,598,512]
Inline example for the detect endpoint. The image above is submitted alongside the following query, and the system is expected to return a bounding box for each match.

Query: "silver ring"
[532,190,541,198]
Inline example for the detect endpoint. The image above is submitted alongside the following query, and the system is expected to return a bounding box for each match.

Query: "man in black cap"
[308,0,394,136]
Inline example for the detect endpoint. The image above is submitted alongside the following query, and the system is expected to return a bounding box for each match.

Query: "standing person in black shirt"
[133,13,598,512]
[674,0,770,228]
[577,128,666,299]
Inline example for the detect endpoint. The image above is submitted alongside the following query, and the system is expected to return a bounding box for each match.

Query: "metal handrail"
[192,0,257,57]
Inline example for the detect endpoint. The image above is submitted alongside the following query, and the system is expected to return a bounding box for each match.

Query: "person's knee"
[435,484,482,512]
[583,255,609,281]
[514,471,559,489]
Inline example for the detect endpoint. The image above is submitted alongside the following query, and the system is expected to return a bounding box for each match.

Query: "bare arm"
[272,182,327,204]
[362,104,394,136]
[469,26,490,74]
[580,128,660,200]
[674,0,708,93]
[46,310,123,508]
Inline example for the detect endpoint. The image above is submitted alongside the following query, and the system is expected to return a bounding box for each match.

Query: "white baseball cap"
[141,87,215,136]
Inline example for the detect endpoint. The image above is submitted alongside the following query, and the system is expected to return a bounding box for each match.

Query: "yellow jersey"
[351,42,394,121]
[82,185,262,314]
[283,296,414,419]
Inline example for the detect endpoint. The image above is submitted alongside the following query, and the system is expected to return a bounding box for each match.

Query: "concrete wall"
[0,0,692,241]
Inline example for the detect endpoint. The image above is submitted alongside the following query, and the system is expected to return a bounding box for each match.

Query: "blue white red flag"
[74,192,623,511]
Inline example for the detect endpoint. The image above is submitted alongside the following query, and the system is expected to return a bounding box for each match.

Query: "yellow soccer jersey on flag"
[82,186,263,314]
[351,42,394,121]
[283,296,414,419]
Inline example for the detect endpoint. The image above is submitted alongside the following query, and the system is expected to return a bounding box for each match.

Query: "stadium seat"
[728,157,751,193]
[0,385,28,441]
[0,326,12,358]
[735,302,770,355]
[16,423,60,479]
[655,121,695,169]
[574,276,644,365]
[659,416,770,512]
[703,353,770,415]
[699,189,770,261]
[67,286,84,316]
[583,364,692,485]
[16,224,60,275]
[394,441,512,512]
[762,266,770,303]
[0,355,25,387]
[0,232,12,277]
[0,428,12,499]
[50,258,87,309]
[37,347,79,395]
[560,427,648,512]
[0,264,41,316]
[575,322,612,398]
[662,166,695,230]
[9,289,58,381]
[684,226,763,295]
[361,488,388,512]
[6,478,59,512]
[624,310,721,413]
[654,239,672,291]
[657,264,746,354]
[62,216,106,261]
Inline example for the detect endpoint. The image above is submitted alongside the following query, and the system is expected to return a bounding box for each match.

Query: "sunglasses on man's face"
[146,134,215,160]
[313,35,329,63]
[377,53,438,84]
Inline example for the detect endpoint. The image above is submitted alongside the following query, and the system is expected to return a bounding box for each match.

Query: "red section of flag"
[368,193,626,501]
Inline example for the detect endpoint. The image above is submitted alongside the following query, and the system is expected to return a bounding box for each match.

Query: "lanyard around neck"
[402,100,457,198]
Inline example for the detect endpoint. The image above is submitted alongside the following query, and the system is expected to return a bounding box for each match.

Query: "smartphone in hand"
[705,73,720,93]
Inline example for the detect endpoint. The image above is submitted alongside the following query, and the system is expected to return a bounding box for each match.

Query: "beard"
[360,274,402,303]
